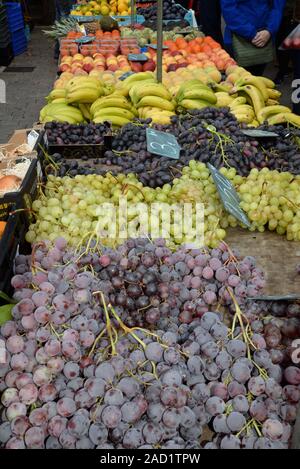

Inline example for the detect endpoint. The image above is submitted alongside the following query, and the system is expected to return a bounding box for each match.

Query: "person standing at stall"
[221,0,286,75]
[291,1,300,114]
[274,0,295,84]
[193,0,223,45]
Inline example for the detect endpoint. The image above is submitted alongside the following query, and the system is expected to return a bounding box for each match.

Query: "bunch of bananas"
[176,80,217,111]
[114,71,155,97]
[65,76,104,104]
[223,67,300,127]
[39,102,84,124]
[130,82,175,124]
[114,72,176,124]
[90,95,137,127]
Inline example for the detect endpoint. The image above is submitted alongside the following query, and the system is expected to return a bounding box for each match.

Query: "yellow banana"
[93,107,135,120]
[93,115,131,126]
[236,85,265,116]
[91,97,132,115]
[267,113,292,125]
[130,83,172,106]
[215,92,234,106]
[79,103,92,120]
[285,113,300,128]
[42,113,79,124]
[249,119,260,127]
[66,88,102,104]
[267,88,282,100]
[257,105,292,124]
[66,76,102,90]
[136,96,175,112]
[51,98,68,104]
[180,88,217,104]
[179,99,211,110]
[176,80,211,101]
[147,113,172,125]
[266,99,280,106]
[122,71,154,86]
[235,75,269,102]
[48,89,66,101]
[40,103,78,121]
[258,76,275,89]
[229,97,247,109]
[233,112,254,124]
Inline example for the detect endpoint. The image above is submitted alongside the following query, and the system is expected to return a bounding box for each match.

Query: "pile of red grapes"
[0,238,299,449]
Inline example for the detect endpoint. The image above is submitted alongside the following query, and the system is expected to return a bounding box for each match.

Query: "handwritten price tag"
[208,163,251,228]
[146,128,180,159]
[128,53,148,62]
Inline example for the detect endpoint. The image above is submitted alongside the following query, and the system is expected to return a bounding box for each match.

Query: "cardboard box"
[0,127,42,156]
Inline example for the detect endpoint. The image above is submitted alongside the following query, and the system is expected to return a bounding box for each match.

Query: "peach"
[60,72,73,80]
[83,56,94,64]
[83,63,94,73]
[61,56,72,64]
[89,70,103,79]
[73,69,88,76]
[72,54,84,61]
[59,63,72,73]
[107,64,119,72]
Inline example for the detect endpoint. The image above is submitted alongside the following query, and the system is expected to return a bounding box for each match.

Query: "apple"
[73,54,84,61]
[59,63,72,73]
[73,69,88,76]
[83,63,94,73]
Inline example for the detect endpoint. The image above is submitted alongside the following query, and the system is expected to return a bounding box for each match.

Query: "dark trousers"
[195,0,223,45]
[292,50,300,115]
[276,19,297,76]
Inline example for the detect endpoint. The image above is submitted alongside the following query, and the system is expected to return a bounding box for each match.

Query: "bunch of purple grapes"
[72,238,265,328]
[0,237,299,449]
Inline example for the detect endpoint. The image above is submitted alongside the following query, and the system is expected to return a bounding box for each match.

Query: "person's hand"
[252,30,271,48]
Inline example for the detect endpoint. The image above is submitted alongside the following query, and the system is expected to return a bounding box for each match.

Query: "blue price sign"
[146,128,180,159]
[119,71,135,81]
[148,44,169,50]
[75,36,95,44]
[128,53,148,62]
[208,163,251,228]
[242,129,279,138]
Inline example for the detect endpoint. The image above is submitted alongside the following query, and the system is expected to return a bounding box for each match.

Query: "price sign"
[148,44,169,50]
[75,36,95,44]
[128,53,148,62]
[119,71,135,81]
[146,128,180,159]
[208,163,251,228]
[248,294,300,301]
[242,129,279,138]
[27,130,39,151]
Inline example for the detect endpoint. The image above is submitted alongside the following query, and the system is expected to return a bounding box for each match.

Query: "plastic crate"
[0,42,13,66]
[41,131,112,160]
[0,31,11,48]
[0,159,41,231]
[5,2,24,32]
[11,28,27,55]
[0,204,28,297]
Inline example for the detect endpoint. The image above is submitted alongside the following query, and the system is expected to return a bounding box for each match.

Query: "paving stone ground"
[0,27,295,144]
[0,27,57,143]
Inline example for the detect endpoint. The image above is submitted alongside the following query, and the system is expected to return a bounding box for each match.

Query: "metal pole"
[156,0,163,83]
[130,0,135,30]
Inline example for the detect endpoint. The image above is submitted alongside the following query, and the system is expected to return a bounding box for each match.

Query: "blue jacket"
[221,0,286,45]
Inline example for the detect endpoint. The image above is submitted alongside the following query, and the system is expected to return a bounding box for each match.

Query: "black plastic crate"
[0,203,29,297]
[0,42,13,66]
[0,158,41,231]
[0,30,11,48]
[42,131,113,159]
